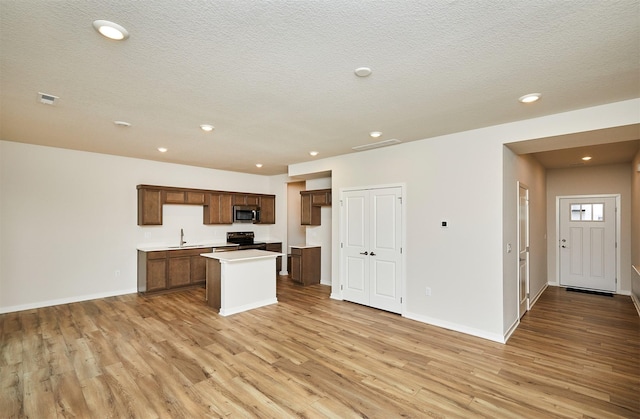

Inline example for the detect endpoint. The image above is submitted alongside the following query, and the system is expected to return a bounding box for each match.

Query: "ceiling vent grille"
[352,138,401,152]
[38,92,59,105]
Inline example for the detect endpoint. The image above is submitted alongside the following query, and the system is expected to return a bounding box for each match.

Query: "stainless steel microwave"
[233,205,260,223]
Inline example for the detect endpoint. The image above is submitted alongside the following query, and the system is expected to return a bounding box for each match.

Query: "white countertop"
[137,242,239,252]
[289,244,321,249]
[201,249,285,263]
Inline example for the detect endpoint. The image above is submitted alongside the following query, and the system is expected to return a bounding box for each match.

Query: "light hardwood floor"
[1,278,638,418]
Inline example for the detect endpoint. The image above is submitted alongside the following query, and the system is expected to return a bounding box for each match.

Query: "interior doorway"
[518,182,530,318]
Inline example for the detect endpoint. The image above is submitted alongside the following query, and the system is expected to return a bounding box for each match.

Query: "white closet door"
[343,187,402,313]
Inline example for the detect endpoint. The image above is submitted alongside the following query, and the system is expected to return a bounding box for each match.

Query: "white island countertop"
[201,249,285,263]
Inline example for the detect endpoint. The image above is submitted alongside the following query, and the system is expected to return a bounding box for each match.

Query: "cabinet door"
[190,255,207,284]
[246,195,260,206]
[290,254,301,282]
[233,194,246,205]
[204,193,233,224]
[147,258,167,291]
[300,247,321,286]
[164,190,185,204]
[168,257,191,288]
[312,191,329,205]
[265,243,282,274]
[186,191,205,205]
[138,189,163,225]
[300,193,320,226]
[258,195,276,224]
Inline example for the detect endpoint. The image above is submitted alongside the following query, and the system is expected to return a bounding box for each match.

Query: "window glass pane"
[570,204,581,221]
[593,203,604,221]
[582,204,592,221]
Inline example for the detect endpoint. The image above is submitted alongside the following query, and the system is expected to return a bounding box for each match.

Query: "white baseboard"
[530,283,548,308]
[218,298,278,317]
[0,288,138,314]
[403,311,505,344]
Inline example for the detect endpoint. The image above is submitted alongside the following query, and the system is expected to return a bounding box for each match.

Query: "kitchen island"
[200,249,283,316]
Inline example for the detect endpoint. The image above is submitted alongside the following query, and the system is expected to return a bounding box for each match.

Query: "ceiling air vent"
[38,92,59,105]
[352,138,401,152]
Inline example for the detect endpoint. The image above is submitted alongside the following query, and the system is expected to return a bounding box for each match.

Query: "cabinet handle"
[360,251,369,255]
[370,252,376,256]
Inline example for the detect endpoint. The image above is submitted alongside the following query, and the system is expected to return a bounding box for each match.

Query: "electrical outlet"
[426,287,431,296]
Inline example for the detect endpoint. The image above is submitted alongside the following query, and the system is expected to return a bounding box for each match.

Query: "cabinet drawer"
[147,251,167,260]
[168,247,212,258]
[291,248,302,256]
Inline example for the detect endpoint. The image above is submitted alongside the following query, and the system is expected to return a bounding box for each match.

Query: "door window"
[570,203,604,221]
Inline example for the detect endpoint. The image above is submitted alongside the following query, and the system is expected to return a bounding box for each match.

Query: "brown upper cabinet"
[233,194,260,206]
[258,195,276,224]
[300,189,331,226]
[137,185,275,226]
[204,192,234,224]
[138,187,163,225]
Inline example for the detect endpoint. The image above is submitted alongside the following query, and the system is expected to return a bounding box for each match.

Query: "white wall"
[304,178,332,285]
[546,163,633,293]
[0,141,286,313]
[290,99,640,342]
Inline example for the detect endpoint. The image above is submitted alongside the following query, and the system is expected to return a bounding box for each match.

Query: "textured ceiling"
[1,1,639,175]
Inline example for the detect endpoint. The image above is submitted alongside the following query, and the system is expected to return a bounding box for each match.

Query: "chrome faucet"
[180,228,186,247]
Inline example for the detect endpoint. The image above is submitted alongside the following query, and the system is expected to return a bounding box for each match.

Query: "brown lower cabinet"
[265,243,282,274]
[138,247,212,293]
[289,246,320,285]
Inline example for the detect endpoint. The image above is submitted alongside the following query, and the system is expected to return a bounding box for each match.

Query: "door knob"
[360,251,368,255]
[370,252,376,256]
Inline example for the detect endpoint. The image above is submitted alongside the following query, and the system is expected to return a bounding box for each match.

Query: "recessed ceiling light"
[200,124,214,132]
[157,147,167,153]
[518,93,541,103]
[92,20,129,41]
[369,131,382,138]
[255,163,263,168]
[582,156,592,161]
[309,151,319,156]
[354,67,372,77]
[113,120,131,127]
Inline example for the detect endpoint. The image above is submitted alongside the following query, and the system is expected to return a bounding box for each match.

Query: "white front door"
[343,187,402,313]
[559,196,617,292]
[518,183,529,319]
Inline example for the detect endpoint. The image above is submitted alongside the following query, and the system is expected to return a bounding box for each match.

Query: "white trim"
[503,317,520,343]
[404,311,506,343]
[0,288,138,314]
[218,298,278,316]
[530,283,548,308]
[556,194,621,293]
[631,293,640,317]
